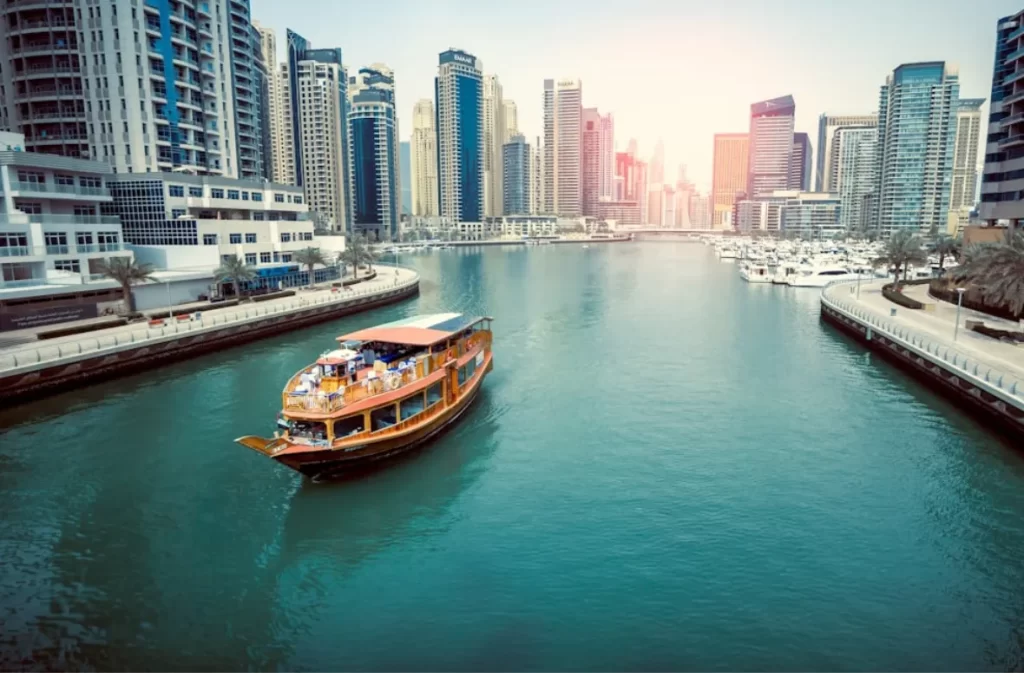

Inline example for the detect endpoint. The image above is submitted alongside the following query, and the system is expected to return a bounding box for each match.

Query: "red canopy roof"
[336,326,451,347]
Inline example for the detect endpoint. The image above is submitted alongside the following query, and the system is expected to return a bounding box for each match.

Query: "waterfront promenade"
[821,278,1024,434]
[0,265,418,402]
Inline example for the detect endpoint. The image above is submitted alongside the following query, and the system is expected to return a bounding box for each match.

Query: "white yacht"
[786,266,861,287]
[740,264,772,283]
[771,262,800,285]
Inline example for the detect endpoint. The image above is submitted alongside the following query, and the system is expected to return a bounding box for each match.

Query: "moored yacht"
[786,266,861,287]
[740,263,772,283]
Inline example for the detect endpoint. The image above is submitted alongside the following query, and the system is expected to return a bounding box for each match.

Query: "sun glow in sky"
[253,0,1018,191]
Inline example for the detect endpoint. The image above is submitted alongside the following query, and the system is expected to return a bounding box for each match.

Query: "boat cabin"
[278,313,493,446]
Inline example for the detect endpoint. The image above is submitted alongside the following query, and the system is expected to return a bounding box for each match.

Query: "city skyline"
[251,0,1015,190]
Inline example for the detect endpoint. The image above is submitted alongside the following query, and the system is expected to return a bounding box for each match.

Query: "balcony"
[45,244,69,255]
[13,65,81,81]
[15,86,82,102]
[1005,68,1024,87]
[1009,24,1024,42]
[10,18,71,35]
[26,214,120,226]
[1002,112,1024,127]
[0,246,31,257]
[7,181,109,198]
[15,42,78,55]
[999,133,1024,149]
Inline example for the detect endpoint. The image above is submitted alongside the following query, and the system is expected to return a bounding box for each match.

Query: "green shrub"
[252,290,296,303]
[970,323,1024,342]
[37,318,127,340]
[882,283,924,309]
[148,298,239,320]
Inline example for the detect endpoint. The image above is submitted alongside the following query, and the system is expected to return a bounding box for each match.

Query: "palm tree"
[214,255,256,299]
[293,246,329,287]
[874,230,927,288]
[954,232,1024,316]
[96,256,155,313]
[930,235,961,274]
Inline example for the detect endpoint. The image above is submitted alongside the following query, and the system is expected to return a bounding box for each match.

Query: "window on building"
[274,193,284,203]
[253,212,264,221]
[244,253,257,266]
[18,202,41,214]
[211,188,224,199]
[76,232,93,246]
[189,186,203,197]
[280,232,291,242]
[171,209,186,219]
[260,252,271,264]
[293,195,303,204]
[0,232,29,253]
[203,233,218,245]
[168,185,185,197]
[245,233,256,243]
[54,174,75,186]
[17,171,44,185]
[227,190,239,200]
[54,259,81,273]
[252,192,263,202]
[79,176,102,188]
[241,191,249,201]
[302,232,313,241]
[97,233,118,250]
[73,205,95,216]
[281,253,292,262]
[229,233,242,244]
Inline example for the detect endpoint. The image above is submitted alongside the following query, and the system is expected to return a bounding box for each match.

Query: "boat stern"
[235,434,290,457]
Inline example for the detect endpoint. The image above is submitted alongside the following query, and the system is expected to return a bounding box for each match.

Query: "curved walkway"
[822,279,1024,406]
[0,265,418,373]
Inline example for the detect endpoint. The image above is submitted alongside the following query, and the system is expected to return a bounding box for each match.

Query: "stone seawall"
[0,276,419,405]
[820,282,1024,440]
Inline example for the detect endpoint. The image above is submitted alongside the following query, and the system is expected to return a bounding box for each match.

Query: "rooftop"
[337,313,483,347]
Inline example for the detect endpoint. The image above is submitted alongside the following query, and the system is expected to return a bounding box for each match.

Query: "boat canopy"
[336,313,488,348]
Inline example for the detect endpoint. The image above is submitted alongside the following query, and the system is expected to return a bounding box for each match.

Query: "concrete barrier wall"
[820,280,1024,439]
[0,276,420,405]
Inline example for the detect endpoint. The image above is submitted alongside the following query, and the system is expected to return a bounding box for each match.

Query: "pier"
[0,266,419,404]
[820,279,1024,438]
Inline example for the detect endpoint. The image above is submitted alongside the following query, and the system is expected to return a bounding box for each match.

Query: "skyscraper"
[0,0,266,176]
[503,134,531,215]
[399,142,412,216]
[296,57,349,230]
[690,193,712,230]
[436,49,484,223]
[711,133,749,228]
[982,12,1024,227]
[789,132,812,191]
[582,108,614,217]
[748,95,795,199]
[876,62,959,235]
[531,136,543,215]
[833,126,877,233]
[503,100,519,144]
[815,113,878,192]
[948,98,984,233]
[650,139,665,185]
[543,78,583,216]
[254,23,295,185]
[348,65,399,241]
[483,75,505,217]
[410,99,439,217]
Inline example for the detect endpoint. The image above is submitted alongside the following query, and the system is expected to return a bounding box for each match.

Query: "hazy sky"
[252,0,1017,192]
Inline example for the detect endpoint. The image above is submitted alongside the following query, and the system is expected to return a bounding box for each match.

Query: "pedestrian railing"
[0,272,419,373]
[821,280,1024,407]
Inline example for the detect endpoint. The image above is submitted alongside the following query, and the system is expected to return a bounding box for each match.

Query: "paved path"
[835,280,1024,380]
[0,265,416,358]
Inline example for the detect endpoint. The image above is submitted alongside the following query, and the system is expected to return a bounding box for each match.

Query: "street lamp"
[856,269,862,299]
[953,287,967,342]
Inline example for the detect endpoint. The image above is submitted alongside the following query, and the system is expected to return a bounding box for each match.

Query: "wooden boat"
[236,313,494,478]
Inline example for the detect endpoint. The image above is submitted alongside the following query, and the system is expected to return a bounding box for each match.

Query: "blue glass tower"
[980,12,1024,226]
[503,134,531,215]
[875,62,959,235]
[435,49,483,222]
[348,66,398,241]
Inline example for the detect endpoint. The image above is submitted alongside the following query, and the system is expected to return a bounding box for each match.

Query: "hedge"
[971,323,1024,342]
[929,281,1023,321]
[251,289,296,303]
[38,318,127,340]
[147,298,239,320]
[882,283,924,309]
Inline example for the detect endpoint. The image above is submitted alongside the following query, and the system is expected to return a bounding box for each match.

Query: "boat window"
[458,357,477,385]
[370,405,398,432]
[400,393,426,422]
[291,420,327,441]
[333,415,364,439]
[819,270,848,276]
[426,382,443,406]
[458,365,467,386]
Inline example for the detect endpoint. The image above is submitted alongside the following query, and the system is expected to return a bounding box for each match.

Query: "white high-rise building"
[543,78,583,216]
[748,96,796,199]
[815,113,878,192]
[411,99,439,217]
[483,75,505,217]
[254,24,294,185]
[435,49,484,223]
[948,98,984,234]
[531,136,543,215]
[503,100,519,144]
[833,126,877,233]
[582,108,614,217]
[0,0,272,177]
[296,59,350,231]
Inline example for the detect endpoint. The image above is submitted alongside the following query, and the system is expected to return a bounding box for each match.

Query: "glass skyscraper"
[502,134,531,215]
[435,49,483,223]
[747,95,795,199]
[980,11,1024,226]
[875,62,959,236]
[348,66,399,241]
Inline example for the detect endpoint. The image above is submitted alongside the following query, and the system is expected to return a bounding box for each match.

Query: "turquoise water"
[2,242,1024,671]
